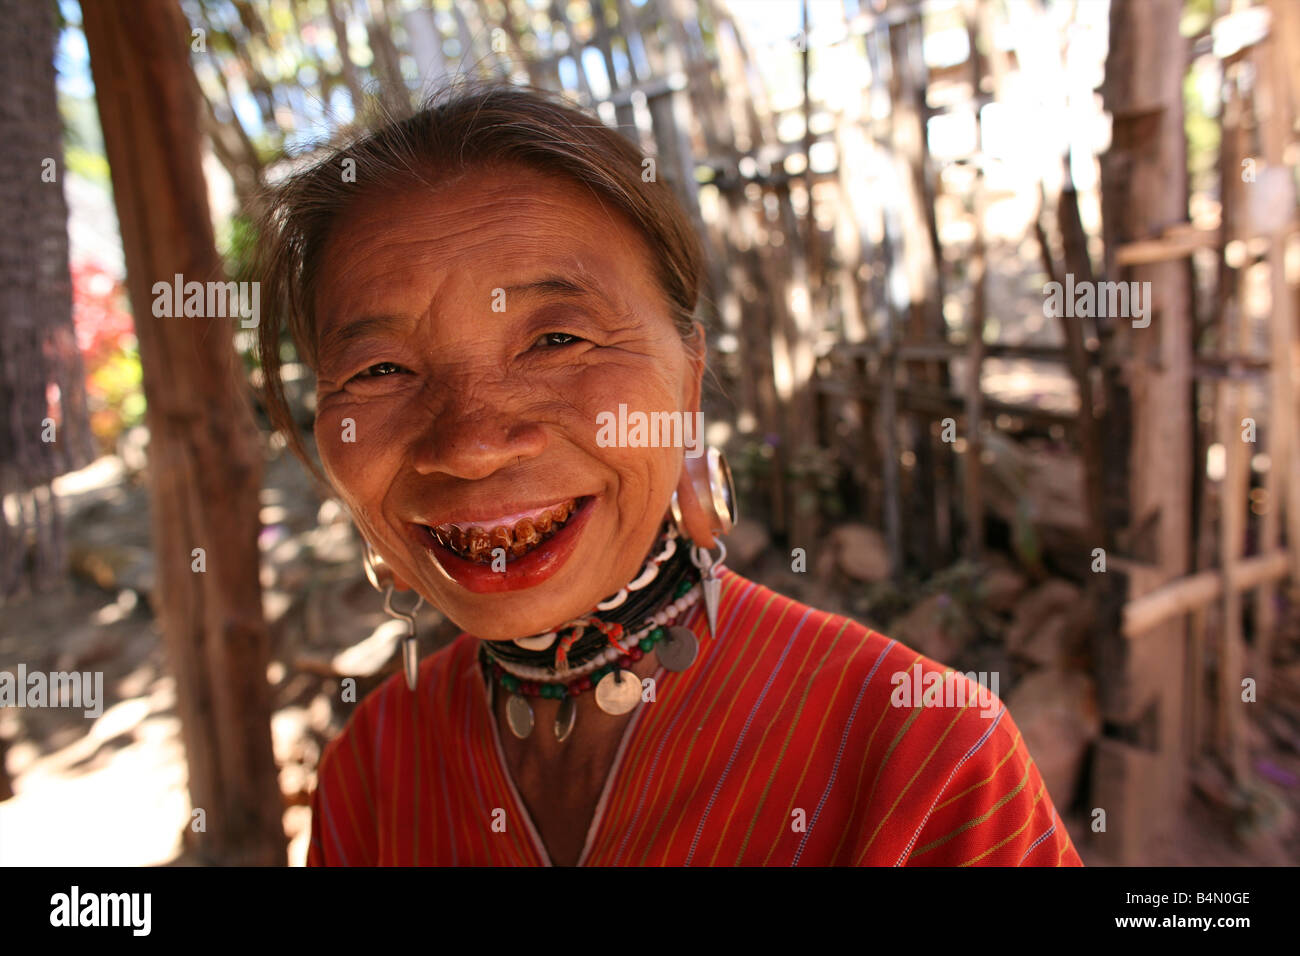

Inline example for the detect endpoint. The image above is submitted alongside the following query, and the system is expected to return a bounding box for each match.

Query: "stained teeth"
[515,518,539,547]
[431,498,581,563]
[468,527,490,560]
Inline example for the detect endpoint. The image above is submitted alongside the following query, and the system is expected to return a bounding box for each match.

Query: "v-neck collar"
[476,602,702,866]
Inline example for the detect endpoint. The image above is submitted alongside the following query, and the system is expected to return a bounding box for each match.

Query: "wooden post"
[1097,0,1194,862]
[81,0,284,865]
[962,0,987,561]
[1188,606,1207,762]
[1254,6,1299,689]
[1056,177,1107,557]
[887,15,943,572]
[1218,348,1250,784]
[880,345,903,580]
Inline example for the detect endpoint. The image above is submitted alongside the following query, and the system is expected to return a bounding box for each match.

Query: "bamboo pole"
[1122,550,1290,637]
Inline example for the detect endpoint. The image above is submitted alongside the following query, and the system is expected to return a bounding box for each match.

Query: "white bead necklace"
[488,585,701,683]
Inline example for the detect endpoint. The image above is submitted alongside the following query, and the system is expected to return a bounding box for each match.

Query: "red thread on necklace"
[553,627,584,672]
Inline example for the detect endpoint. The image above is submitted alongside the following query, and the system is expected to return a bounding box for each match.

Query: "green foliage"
[88,348,146,447]
[730,436,774,506]
[63,144,111,183]
[220,213,259,282]
[59,93,111,183]
[785,444,846,520]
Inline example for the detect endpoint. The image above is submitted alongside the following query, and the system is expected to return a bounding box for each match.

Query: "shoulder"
[713,568,942,702]
[321,631,480,769]
[306,632,480,866]
[715,570,1081,866]
[712,569,994,790]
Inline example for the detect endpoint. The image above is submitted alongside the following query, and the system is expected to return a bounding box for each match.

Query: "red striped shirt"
[307,569,1083,865]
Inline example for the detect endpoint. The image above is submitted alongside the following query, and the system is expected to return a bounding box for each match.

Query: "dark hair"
[255,82,705,465]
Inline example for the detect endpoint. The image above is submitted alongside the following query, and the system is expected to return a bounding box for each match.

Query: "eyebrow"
[317,314,405,363]
[318,273,614,359]
[503,273,612,305]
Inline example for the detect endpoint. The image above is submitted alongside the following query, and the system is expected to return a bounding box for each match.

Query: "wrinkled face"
[312,164,703,640]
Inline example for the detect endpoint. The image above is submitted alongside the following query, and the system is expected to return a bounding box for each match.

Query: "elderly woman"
[258,85,1081,867]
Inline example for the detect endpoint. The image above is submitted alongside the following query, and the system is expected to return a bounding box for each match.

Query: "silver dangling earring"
[669,445,736,645]
[362,541,424,691]
[690,538,726,641]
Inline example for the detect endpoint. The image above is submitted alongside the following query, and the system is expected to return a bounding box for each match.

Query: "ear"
[671,322,715,547]
[673,458,717,548]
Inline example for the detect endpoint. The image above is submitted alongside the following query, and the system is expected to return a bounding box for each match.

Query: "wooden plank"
[840,341,1083,363]
[1114,222,1220,266]
[1121,550,1289,636]
[817,377,1079,428]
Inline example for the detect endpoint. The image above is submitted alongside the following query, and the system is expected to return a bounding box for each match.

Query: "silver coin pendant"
[554,694,577,742]
[658,626,699,672]
[595,669,641,715]
[506,694,535,738]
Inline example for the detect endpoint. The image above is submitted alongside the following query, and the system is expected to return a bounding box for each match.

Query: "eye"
[352,361,408,379]
[532,332,583,349]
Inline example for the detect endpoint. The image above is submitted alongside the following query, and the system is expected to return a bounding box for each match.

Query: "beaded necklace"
[479,523,706,741]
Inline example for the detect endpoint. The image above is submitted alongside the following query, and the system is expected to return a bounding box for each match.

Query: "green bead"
[640,637,654,651]
[651,627,665,642]
[502,674,518,692]
[675,579,692,598]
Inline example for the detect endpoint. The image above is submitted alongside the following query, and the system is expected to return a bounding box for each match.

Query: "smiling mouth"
[427,497,584,564]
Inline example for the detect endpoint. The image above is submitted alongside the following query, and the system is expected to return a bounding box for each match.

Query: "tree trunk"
[81,0,284,865]
[0,0,95,596]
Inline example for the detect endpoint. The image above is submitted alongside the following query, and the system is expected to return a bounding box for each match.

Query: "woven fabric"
[308,569,1083,866]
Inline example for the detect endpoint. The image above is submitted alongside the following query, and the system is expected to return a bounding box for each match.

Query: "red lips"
[412,496,597,593]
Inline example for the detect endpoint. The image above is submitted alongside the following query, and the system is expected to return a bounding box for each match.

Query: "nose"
[410,385,548,480]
